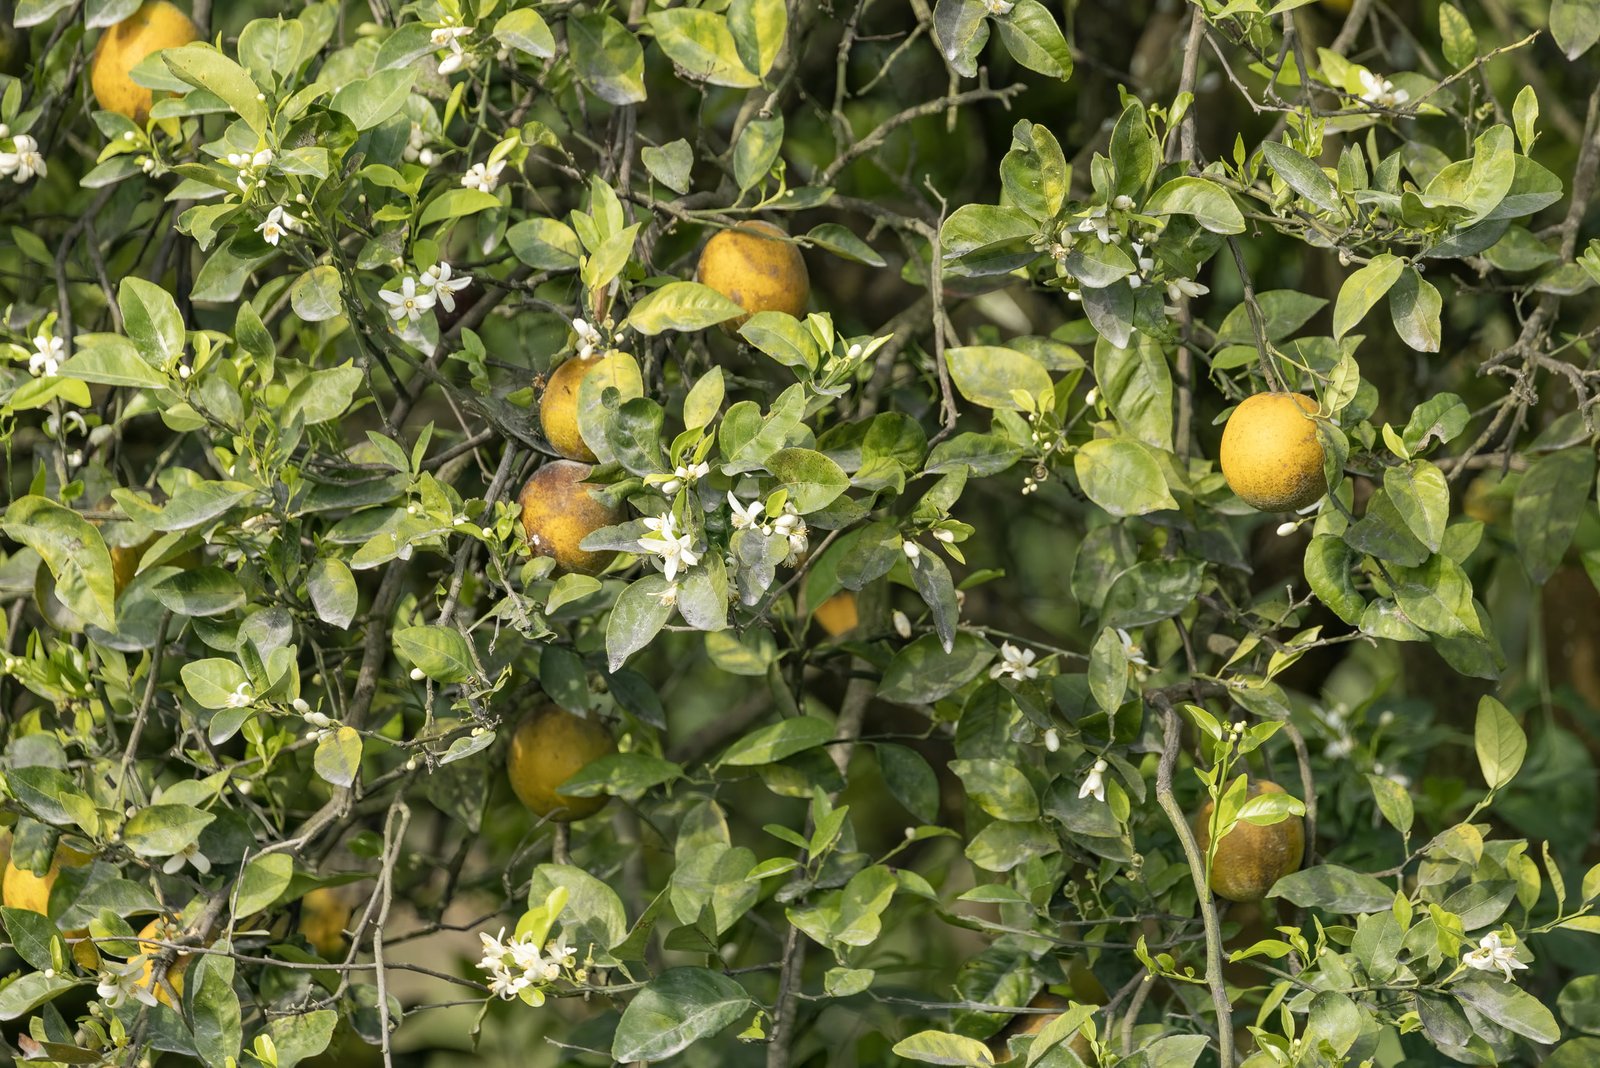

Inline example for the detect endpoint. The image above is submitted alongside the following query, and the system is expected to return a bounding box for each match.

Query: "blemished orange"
[1218,393,1327,511]
[2,845,98,970]
[539,356,602,463]
[1191,779,1305,903]
[134,915,194,1005]
[695,220,810,331]
[91,1,199,124]
[506,705,616,821]
[518,460,625,575]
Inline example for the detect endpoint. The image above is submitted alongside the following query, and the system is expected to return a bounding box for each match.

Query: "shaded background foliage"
[0,0,1597,1066]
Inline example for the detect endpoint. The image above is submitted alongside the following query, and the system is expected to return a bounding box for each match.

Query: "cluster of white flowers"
[255,205,302,246]
[1358,69,1409,109]
[1462,931,1528,983]
[29,330,63,377]
[657,461,709,497]
[0,126,45,184]
[1322,703,1356,759]
[403,124,436,168]
[990,641,1039,682]
[476,928,577,1001]
[639,511,700,582]
[227,148,274,194]
[462,156,506,194]
[1064,200,1209,312]
[379,262,472,323]
[433,17,473,76]
[727,493,809,563]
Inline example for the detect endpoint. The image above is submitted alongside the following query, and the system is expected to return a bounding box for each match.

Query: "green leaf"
[627,282,746,334]
[877,744,940,823]
[733,113,783,192]
[289,266,343,322]
[1073,437,1178,517]
[569,13,648,105]
[119,277,185,367]
[313,727,362,789]
[418,188,502,229]
[950,759,1039,821]
[238,17,306,82]
[495,8,556,58]
[1366,773,1414,834]
[606,575,677,671]
[0,972,80,1021]
[1269,864,1394,913]
[965,819,1057,872]
[1438,3,1477,68]
[641,139,694,194]
[1,496,116,631]
[556,753,683,798]
[1,907,65,971]
[1388,268,1442,353]
[190,950,242,1068]
[805,222,885,267]
[1261,141,1341,214]
[394,625,474,683]
[62,336,171,389]
[1452,972,1561,1044]
[1332,253,1405,339]
[992,0,1071,81]
[1383,460,1449,552]
[308,558,358,629]
[728,0,787,78]
[719,716,833,767]
[507,217,583,270]
[1551,0,1600,60]
[329,68,415,130]
[766,448,849,513]
[123,804,215,857]
[235,854,294,914]
[611,968,755,1063]
[945,346,1052,410]
[880,632,995,704]
[1145,175,1246,233]
[265,1011,338,1068]
[892,1030,997,1067]
[1475,696,1526,791]
[162,44,269,133]
[739,312,819,370]
[683,367,725,431]
[649,8,761,88]
[1512,446,1596,584]
[153,567,246,618]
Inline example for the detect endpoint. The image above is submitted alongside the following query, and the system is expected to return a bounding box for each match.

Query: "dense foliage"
[0,0,1597,1065]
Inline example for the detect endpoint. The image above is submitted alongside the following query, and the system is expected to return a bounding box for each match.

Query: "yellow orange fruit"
[695,220,809,331]
[2,845,98,970]
[299,887,353,958]
[1218,393,1327,512]
[90,1,199,124]
[506,705,616,821]
[540,356,601,463]
[134,915,193,1005]
[1191,779,1305,903]
[518,460,625,575]
[813,591,858,636]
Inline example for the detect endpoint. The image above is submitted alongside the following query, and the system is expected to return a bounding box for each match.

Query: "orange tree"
[0,0,1598,1065]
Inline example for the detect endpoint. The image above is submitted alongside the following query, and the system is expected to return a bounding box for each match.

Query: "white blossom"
[431,22,472,47]
[1044,728,1060,752]
[224,681,254,709]
[1357,69,1409,108]
[97,956,159,1009]
[438,39,467,76]
[255,205,300,246]
[990,642,1039,682]
[29,331,63,377]
[639,512,700,582]
[419,261,472,312]
[1115,627,1149,667]
[983,0,1014,13]
[892,610,912,639]
[902,540,921,564]
[1113,194,1135,210]
[461,157,507,194]
[162,841,210,876]
[1325,735,1355,759]
[727,492,765,531]
[1275,521,1299,537]
[379,276,437,323]
[572,317,602,358]
[1462,931,1528,983]
[1078,758,1109,803]
[1166,277,1209,302]
[1076,204,1114,244]
[0,134,45,183]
